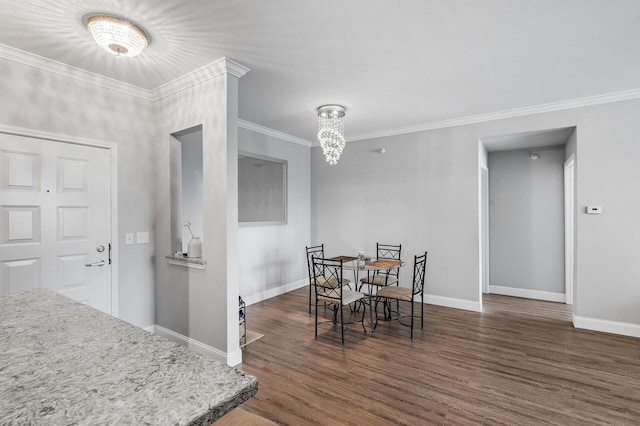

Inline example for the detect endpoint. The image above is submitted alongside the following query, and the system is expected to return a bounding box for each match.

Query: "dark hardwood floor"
[237,287,640,425]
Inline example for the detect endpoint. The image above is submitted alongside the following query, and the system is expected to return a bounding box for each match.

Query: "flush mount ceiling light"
[87,15,149,58]
[317,105,346,165]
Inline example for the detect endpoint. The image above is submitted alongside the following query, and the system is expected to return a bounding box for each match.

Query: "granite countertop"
[0,289,258,425]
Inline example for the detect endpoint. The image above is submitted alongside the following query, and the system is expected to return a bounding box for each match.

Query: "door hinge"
[108,243,112,265]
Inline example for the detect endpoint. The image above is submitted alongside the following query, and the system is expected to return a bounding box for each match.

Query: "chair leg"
[315,297,318,338]
[410,300,415,339]
[384,298,392,320]
[340,304,344,345]
[360,301,367,334]
[421,298,424,330]
[373,298,380,330]
[309,284,312,313]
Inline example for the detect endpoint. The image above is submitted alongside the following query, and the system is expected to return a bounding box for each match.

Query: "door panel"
[58,207,88,240]
[0,133,111,314]
[0,258,40,293]
[2,206,40,243]
[58,253,91,303]
[2,150,40,190]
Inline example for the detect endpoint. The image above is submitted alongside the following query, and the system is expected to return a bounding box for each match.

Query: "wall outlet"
[125,233,134,245]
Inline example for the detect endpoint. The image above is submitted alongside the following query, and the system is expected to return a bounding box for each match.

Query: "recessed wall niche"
[170,125,203,255]
[238,152,287,225]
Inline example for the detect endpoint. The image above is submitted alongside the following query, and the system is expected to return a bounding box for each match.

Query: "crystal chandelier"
[317,105,346,165]
[87,15,149,58]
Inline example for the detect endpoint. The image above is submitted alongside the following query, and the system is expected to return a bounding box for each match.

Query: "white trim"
[479,165,489,300]
[0,124,120,317]
[564,154,576,305]
[0,124,119,149]
[5,41,640,144]
[423,294,482,312]
[238,119,312,147]
[0,43,151,100]
[346,88,640,142]
[108,143,119,317]
[488,285,566,303]
[142,325,156,333]
[151,57,250,101]
[154,325,228,364]
[166,259,206,270]
[0,44,250,103]
[242,278,307,306]
[227,349,243,367]
[573,315,640,339]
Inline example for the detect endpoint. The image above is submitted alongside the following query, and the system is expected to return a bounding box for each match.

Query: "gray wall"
[488,146,566,294]
[238,128,310,302]
[312,98,640,331]
[311,130,481,307]
[4,51,640,343]
[0,58,156,328]
[153,71,242,363]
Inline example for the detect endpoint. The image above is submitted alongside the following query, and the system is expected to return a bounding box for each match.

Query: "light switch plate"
[125,233,134,245]
[136,231,149,244]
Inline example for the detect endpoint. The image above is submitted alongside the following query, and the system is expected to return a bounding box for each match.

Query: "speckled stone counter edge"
[0,289,258,426]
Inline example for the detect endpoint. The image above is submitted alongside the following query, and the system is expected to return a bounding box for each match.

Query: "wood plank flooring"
[236,288,640,425]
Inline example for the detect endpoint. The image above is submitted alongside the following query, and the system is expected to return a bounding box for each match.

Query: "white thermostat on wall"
[587,206,603,214]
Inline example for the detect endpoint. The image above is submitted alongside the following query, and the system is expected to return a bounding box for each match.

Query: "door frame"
[480,166,489,295]
[564,154,575,306]
[0,124,119,316]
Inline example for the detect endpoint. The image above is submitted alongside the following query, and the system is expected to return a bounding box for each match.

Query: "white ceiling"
[1,0,640,143]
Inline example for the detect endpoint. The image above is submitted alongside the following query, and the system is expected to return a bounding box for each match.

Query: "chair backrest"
[312,257,344,301]
[412,252,428,299]
[377,243,401,261]
[377,243,402,280]
[306,244,324,282]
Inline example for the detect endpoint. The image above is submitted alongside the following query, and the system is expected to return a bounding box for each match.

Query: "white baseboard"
[142,325,156,333]
[573,315,640,339]
[154,325,228,365]
[242,278,307,306]
[423,294,482,312]
[489,285,565,303]
[227,349,243,367]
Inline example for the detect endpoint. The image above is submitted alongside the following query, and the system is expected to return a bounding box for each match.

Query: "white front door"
[0,133,112,314]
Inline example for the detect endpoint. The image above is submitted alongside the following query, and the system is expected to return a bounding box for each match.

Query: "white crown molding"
[238,119,312,147]
[0,43,250,103]
[225,58,251,78]
[0,43,152,100]
[347,87,640,142]
[151,57,250,101]
[4,41,640,139]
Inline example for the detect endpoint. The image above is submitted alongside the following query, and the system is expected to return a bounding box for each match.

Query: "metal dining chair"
[306,244,350,313]
[312,257,366,345]
[359,243,401,317]
[374,251,427,339]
